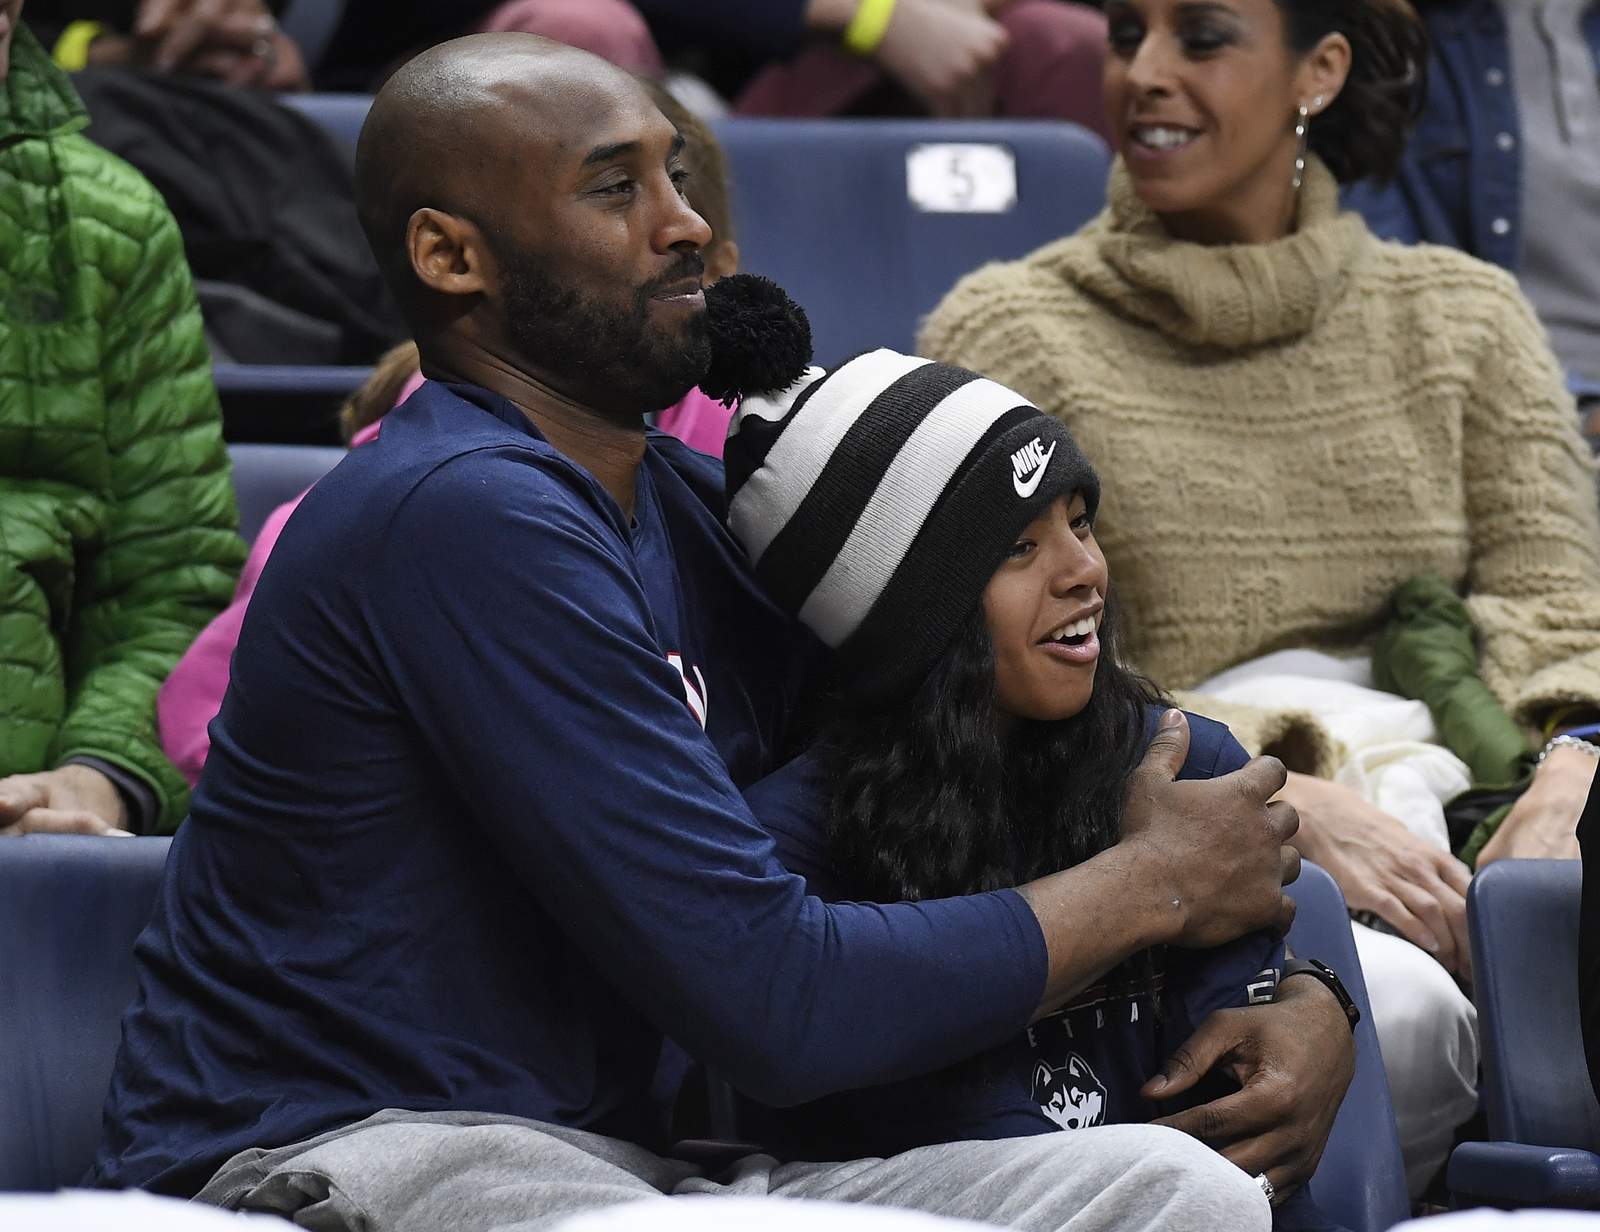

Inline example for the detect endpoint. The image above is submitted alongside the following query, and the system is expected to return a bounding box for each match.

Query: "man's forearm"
[1017,840,1178,1019]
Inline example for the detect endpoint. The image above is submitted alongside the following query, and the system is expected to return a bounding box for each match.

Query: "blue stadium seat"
[1287,862,1411,1232]
[1447,860,1600,1210]
[274,100,1112,371]
[712,118,1110,364]
[228,442,348,544]
[278,92,372,162]
[0,836,171,1191]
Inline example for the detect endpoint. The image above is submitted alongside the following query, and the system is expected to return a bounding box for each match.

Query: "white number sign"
[905,143,1018,214]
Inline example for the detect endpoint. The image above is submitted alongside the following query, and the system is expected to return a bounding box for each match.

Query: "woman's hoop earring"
[1292,102,1311,191]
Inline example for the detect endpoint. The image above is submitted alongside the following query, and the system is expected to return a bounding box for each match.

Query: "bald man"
[88,35,1339,1231]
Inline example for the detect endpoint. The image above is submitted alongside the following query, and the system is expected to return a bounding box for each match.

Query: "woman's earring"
[1292,102,1311,191]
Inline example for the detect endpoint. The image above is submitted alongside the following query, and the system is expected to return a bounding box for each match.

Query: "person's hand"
[133,0,310,89]
[1143,974,1355,1203]
[1121,711,1302,948]
[874,0,1009,118]
[1477,744,1594,865]
[1281,771,1472,981]
[0,765,132,837]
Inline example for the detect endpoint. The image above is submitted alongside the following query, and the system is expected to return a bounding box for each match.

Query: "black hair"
[1278,0,1429,184]
[818,593,1165,904]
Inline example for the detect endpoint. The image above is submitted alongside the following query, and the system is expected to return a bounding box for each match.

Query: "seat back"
[1288,862,1411,1232]
[228,442,348,544]
[0,836,172,1191]
[268,106,1111,375]
[1468,859,1599,1149]
[277,92,372,162]
[712,119,1110,365]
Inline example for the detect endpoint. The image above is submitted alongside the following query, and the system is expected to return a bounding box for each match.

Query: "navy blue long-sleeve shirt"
[91,382,1047,1196]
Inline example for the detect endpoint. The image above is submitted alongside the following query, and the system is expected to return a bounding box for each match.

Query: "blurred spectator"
[0,8,242,838]
[637,0,1113,136]
[156,80,741,784]
[1348,0,1600,442]
[920,0,1600,1195]
[25,0,661,90]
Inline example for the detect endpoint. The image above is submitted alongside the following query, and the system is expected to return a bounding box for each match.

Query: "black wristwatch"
[1280,958,1361,1032]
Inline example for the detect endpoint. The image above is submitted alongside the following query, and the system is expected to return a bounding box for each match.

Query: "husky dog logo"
[1033,1053,1107,1131]
[1010,436,1058,499]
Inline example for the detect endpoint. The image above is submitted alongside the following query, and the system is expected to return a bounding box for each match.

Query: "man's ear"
[406,207,491,299]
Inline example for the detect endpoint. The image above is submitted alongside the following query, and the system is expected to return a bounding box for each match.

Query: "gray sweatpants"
[195,1109,1270,1232]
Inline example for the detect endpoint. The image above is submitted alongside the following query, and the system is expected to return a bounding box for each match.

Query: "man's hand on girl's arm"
[1143,974,1356,1203]
[1020,710,1301,1018]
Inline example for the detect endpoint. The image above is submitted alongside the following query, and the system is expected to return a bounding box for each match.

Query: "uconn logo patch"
[1010,437,1057,499]
[1033,1053,1107,1131]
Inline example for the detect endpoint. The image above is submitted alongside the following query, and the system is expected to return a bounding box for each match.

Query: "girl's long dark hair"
[820,593,1166,903]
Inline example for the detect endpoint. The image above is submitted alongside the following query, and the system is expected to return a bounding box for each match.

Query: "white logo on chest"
[665,653,709,729]
[1010,437,1058,499]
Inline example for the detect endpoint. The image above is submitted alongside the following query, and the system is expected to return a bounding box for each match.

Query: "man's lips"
[651,277,703,299]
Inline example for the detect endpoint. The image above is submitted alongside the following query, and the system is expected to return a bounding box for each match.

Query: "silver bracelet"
[1538,733,1600,766]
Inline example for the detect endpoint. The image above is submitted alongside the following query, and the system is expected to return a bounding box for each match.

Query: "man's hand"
[1143,974,1356,1202]
[1281,771,1472,980]
[0,765,132,837]
[1121,711,1302,949]
[1477,745,1594,865]
[874,0,1008,117]
[1021,713,1298,1017]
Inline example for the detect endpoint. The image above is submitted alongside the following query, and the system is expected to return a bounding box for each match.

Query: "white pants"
[1353,922,1481,1198]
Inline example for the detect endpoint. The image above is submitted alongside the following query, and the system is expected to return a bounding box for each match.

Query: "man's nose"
[657,183,713,254]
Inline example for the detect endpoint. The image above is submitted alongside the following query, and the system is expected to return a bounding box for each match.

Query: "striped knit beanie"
[723,348,1100,705]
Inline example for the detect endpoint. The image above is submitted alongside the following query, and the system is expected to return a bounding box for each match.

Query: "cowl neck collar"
[1058,156,1368,349]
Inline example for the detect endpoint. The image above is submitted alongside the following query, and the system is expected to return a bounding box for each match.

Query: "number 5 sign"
[905,143,1019,214]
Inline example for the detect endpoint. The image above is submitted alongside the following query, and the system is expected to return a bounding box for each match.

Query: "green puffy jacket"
[1,25,243,832]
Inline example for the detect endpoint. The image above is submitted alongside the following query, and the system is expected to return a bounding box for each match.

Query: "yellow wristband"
[53,20,107,72]
[843,0,898,56]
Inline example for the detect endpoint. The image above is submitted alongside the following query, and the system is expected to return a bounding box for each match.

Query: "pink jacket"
[157,383,734,786]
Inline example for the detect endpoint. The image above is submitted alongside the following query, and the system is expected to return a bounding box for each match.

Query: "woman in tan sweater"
[921,0,1600,1197]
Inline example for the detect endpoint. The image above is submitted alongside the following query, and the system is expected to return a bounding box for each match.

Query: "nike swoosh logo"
[1012,440,1058,499]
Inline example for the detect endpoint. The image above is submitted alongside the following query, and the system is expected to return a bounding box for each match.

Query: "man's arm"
[375,455,1297,1104]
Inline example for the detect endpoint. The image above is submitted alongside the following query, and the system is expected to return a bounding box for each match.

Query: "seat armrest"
[1448,1141,1600,1209]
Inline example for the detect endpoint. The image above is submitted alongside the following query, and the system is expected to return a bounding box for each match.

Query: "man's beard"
[498,249,712,423]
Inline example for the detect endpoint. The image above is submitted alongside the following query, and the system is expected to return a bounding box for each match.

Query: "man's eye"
[598,179,637,196]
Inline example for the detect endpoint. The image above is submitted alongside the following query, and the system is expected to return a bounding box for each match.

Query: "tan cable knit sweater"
[921,158,1600,775]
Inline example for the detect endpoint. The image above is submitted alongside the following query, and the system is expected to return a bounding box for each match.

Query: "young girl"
[711,338,1344,1229]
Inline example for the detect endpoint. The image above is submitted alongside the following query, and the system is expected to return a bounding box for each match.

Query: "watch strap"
[1280,957,1361,1032]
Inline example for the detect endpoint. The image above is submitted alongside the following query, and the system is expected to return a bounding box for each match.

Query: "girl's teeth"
[1050,616,1099,642]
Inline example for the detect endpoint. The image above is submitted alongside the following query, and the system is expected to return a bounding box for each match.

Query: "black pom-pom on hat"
[700,274,814,407]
